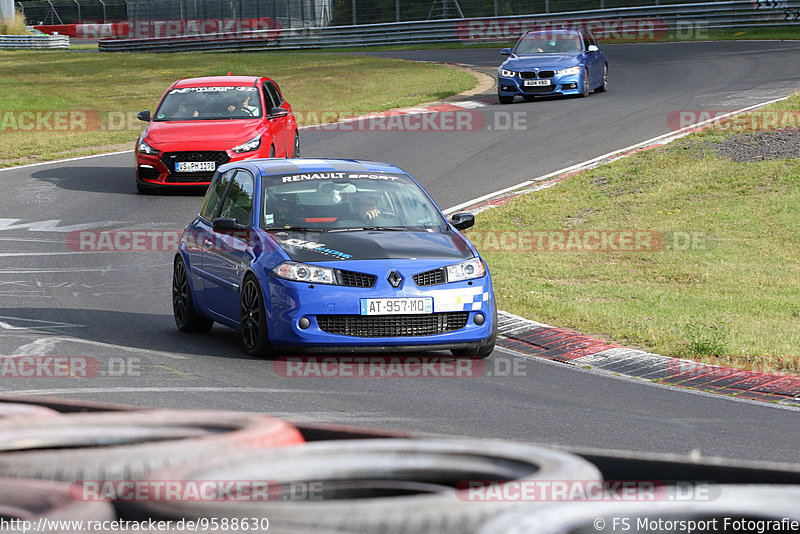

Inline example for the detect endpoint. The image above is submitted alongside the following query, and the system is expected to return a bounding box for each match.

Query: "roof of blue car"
[234,158,406,177]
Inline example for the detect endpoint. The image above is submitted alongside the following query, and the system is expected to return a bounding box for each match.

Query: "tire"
[172,256,213,333]
[580,67,590,97]
[0,477,116,521]
[240,274,272,358]
[0,410,304,483]
[475,485,800,534]
[595,63,608,93]
[498,93,514,105]
[292,131,300,158]
[0,402,60,420]
[133,438,602,534]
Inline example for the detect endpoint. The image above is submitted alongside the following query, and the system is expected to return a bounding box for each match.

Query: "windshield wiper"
[329,226,407,232]
[268,226,328,233]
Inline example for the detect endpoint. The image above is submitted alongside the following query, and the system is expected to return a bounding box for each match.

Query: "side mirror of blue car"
[212,217,247,232]
[500,48,511,56]
[451,212,475,231]
[587,45,599,52]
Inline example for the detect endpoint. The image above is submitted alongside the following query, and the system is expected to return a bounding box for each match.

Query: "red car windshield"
[154,86,262,121]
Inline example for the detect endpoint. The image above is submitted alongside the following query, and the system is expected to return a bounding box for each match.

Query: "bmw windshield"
[262,173,449,232]
[154,86,262,121]
[514,32,583,55]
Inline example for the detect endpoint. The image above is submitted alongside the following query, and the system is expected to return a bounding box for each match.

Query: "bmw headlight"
[446,258,486,282]
[499,69,517,78]
[232,135,262,154]
[273,261,336,285]
[137,139,158,155]
[556,66,581,76]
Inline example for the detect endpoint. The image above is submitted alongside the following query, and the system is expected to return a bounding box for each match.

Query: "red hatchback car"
[135,75,299,192]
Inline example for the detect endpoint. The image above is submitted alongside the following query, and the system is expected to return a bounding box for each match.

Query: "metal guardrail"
[0,33,69,48]
[98,1,800,53]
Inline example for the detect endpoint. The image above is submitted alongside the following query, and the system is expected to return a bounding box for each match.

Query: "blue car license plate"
[360,297,433,315]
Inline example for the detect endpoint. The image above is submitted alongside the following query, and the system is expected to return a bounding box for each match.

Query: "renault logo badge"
[387,271,403,288]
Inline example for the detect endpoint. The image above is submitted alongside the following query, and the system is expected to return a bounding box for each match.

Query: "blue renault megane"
[497,28,608,104]
[172,158,496,358]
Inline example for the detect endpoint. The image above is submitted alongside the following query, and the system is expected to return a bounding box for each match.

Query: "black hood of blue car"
[268,229,474,262]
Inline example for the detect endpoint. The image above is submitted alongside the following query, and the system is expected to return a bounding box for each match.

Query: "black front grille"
[337,270,376,288]
[317,312,470,337]
[413,268,445,287]
[520,71,538,79]
[522,85,555,94]
[162,151,230,181]
[539,70,555,78]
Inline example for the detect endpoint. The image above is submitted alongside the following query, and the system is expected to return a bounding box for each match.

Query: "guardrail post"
[1,0,14,23]
[352,0,356,25]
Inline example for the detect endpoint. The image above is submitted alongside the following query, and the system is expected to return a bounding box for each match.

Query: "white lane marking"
[443,93,794,214]
[13,338,60,356]
[0,316,86,329]
[0,219,127,233]
[0,150,133,173]
[11,336,190,360]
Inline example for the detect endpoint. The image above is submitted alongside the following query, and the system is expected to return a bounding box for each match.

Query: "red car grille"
[161,151,230,182]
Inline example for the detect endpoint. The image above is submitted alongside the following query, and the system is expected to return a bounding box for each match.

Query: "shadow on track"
[31,167,206,197]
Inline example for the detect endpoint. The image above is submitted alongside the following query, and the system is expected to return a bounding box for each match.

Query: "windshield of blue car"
[153,86,262,121]
[514,34,583,55]
[262,174,449,233]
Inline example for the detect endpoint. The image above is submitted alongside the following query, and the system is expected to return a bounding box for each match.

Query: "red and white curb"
[496,311,800,405]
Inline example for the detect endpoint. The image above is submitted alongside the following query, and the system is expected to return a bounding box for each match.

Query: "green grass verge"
[0,50,475,167]
[468,93,800,374]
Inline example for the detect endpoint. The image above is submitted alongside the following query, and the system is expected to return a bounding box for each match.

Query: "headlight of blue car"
[499,69,517,78]
[273,261,336,285]
[446,258,487,282]
[556,66,581,76]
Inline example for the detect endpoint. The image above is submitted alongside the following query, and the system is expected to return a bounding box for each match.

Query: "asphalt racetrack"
[0,41,799,463]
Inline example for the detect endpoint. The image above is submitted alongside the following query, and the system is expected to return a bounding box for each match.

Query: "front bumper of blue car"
[498,71,583,97]
[262,259,496,352]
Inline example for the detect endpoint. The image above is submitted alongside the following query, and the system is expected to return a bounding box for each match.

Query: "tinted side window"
[262,83,277,110]
[200,170,233,220]
[219,170,255,227]
[266,82,283,106]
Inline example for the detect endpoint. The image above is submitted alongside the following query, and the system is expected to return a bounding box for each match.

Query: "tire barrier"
[473,484,800,533]
[0,477,116,522]
[0,410,304,482]
[0,402,60,420]
[132,438,602,534]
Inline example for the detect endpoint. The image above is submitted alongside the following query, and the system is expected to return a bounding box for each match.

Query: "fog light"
[298,317,310,329]
[474,313,485,325]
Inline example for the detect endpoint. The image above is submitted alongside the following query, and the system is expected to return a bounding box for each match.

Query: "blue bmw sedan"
[497,28,608,104]
[172,158,496,358]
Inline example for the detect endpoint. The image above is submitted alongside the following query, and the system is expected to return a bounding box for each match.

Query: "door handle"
[202,238,213,248]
